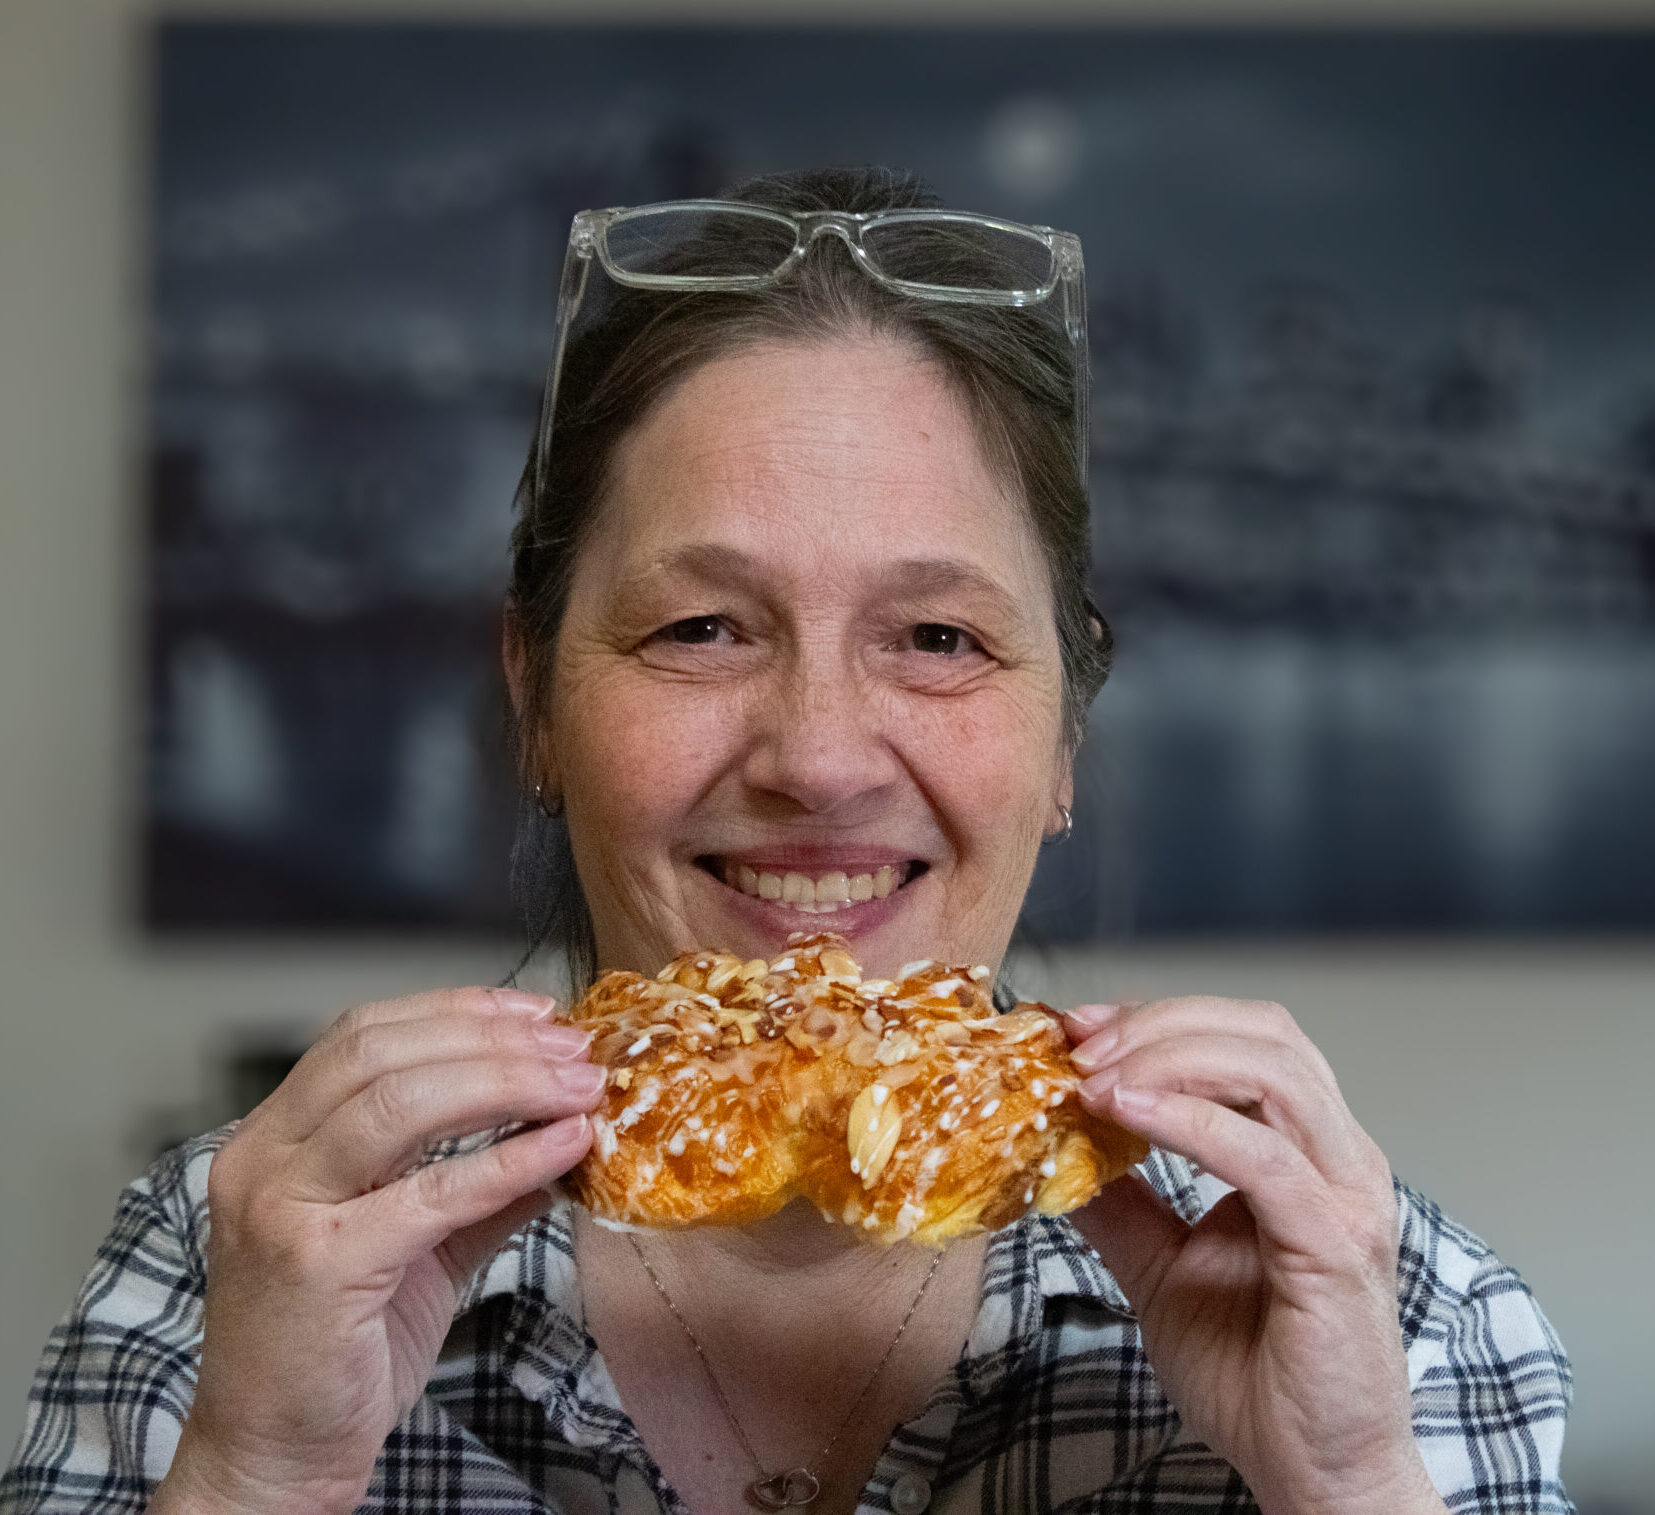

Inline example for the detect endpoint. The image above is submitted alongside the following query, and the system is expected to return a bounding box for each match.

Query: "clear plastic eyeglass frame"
[529,200,1090,499]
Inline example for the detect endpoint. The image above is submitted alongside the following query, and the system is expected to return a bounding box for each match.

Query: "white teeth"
[721,860,909,909]
[816,871,850,904]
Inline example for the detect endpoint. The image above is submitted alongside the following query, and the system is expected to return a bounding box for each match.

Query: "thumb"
[439,1187,557,1288]
[1068,1172,1189,1309]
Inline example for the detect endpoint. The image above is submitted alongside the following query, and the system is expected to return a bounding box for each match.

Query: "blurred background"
[2,1,1653,1510]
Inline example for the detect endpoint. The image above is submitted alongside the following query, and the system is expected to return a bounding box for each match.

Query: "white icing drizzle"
[614,1080,662,1130]
[591,1214,648,1234]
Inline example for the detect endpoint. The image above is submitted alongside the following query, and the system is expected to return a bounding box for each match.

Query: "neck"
[652,1197,909,1286]
[590,1199,952,1357]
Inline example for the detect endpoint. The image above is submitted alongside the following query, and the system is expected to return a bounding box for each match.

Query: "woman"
[3,169,1573,1515]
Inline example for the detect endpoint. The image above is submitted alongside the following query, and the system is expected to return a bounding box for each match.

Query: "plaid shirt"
[3,1124,1574,1514]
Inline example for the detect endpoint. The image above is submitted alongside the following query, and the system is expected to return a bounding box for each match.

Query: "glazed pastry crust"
[562,931,1148,1246]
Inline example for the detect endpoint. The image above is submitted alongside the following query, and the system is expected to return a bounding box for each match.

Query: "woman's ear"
[502,605,529,720]
[503,608,560,804]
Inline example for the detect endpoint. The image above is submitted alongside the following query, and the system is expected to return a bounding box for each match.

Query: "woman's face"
[537,334,1073,984]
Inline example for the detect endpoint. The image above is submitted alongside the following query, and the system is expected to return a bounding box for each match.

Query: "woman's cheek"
[571,673,751,818]
[901,684,1060,802]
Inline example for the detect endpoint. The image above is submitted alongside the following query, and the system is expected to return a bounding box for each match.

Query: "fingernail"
[533,1023,592,1057]
[1112,1085,1156,1117]
[557,1061,608,1096]
[542,1112,590,1157]
[1071,1027,1120,1072]
[1066,1003,1120,1035]
[1081,1068,1121,1103]
[492,989,558,1017]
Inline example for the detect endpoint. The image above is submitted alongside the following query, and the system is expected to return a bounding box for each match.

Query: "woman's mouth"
[695,857,929,915]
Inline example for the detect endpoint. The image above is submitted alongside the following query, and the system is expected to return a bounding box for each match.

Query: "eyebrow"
[627,543,1028,622]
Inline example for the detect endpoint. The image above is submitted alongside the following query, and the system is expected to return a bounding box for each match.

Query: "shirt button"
[890,1472,932,1514]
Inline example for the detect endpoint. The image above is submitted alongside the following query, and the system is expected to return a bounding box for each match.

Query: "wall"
[2,1,1652,1508]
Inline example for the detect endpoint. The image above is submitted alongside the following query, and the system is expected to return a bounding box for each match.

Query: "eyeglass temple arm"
[1055,242,1090,486]
[533,243,594,498]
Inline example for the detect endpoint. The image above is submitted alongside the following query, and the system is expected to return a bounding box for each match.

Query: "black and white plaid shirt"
[3,1124,1574,1513]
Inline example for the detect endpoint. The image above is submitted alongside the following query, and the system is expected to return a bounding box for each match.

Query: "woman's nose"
[740,647,901,814]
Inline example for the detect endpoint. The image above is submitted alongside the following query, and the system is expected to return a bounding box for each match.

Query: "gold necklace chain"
[626,1233,943,1511]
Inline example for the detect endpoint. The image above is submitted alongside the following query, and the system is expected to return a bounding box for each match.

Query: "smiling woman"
[523,334,1073,995]
[3,168,1575,1515]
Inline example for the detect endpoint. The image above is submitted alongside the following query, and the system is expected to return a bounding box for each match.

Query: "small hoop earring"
[1043,804,1073,847]
[533,782,562,820]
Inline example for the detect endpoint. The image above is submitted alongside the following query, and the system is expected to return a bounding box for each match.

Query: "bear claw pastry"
[561,931,1149,1246]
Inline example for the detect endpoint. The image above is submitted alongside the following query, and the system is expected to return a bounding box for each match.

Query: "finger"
[293,1056,606,1201]
[1067,1171,1190,1309]
[1063,1003,1122,1040]
[266,995,587,1145]
[306,986,561,1057]
[1076,1032,1366,1181]
[344,1113,594,1272]
[1103,1084,1329,1259]
[1070,995,1337,1091]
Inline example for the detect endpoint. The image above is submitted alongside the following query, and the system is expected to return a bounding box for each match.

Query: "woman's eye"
[658,615,726,645]
[908,623,983,658]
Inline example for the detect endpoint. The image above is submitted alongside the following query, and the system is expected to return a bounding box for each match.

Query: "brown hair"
[507,166,1110,994]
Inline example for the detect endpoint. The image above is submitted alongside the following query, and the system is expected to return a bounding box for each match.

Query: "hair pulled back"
[507,165,1110,993]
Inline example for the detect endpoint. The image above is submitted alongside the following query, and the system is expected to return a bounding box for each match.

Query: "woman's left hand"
[1063,997,1446,1515]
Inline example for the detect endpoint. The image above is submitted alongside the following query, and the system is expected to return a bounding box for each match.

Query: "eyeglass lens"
[859,219,1054,294]
[602,206,799,280]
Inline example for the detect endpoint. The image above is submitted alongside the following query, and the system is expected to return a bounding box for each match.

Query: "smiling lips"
[712,860,918,914]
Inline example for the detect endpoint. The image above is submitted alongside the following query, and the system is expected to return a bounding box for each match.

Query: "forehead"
[592,336,1046,586]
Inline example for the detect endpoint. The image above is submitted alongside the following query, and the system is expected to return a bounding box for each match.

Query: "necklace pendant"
[747,1468,822,1509]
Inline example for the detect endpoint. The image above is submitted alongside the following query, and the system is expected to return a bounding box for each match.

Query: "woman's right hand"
[150,986,605,1515]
